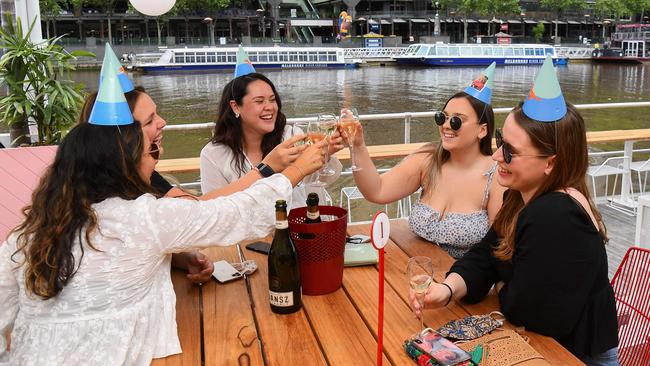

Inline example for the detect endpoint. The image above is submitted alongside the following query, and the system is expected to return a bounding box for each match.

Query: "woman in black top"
[411,97,619,363]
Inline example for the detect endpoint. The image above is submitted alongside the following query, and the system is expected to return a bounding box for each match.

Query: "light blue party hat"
[464,62,495,105]
[89,55,134,126]
[99,42,134,93]
[233,45,256,78]
[522,55,567,122]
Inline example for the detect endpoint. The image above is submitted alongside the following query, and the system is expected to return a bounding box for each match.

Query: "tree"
[533,22,545,42]
[540,0,587,40]
[39,0,66,39]
[0,14,94,146]
[128,0,192,46]
[486,0,520,36]
[85,0,118,43]
[437,0,488,43]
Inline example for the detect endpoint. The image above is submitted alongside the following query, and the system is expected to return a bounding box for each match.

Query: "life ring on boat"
[592,50,601,58]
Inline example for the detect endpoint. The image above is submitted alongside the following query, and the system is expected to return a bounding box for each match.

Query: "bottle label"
[307,211,320,220]
[269,290,294,307]
[275,220,288,229]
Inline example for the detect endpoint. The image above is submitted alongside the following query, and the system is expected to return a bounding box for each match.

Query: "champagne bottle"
[305,193,322,224]
[268,200,302,314]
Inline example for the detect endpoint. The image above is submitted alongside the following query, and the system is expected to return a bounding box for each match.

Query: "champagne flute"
[292,121,310,146]
[339,108,361,172]
[317,113,338,177]
[407,256,434,331]
[306,120,327,186]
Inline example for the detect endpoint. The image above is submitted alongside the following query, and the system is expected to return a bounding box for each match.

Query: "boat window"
[186,52,195,63]
[482,47,493,56]
[290,52,299,61]
[308,52,317,62]
[525,48,534,56]
[493,48,504,56]
[437,46,447,56]
[513,48,523,56]
[411,45,421,55]
[197,53,206,63]
[279,53,289,62]
[448,47,459,56]
[471,47,482,56]
[428,46,437,56]
[328,52,337,61]
[535,48,544,56]
[258,52,268,62]
[417,46,429,56]
[318,52,328,61]
[207,52,216,63]
[504,47,514,56]
[249,52,258,62]
[299,52,307,61]
[545,48,555,56]
[227,53,236,62]
[459,47,471,56]
[174,53,184,63]
[269,52,278,62]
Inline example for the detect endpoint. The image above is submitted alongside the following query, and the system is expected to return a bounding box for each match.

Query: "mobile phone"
[245,241,271,255]
[212,260,244,283]
[412,328,473,366]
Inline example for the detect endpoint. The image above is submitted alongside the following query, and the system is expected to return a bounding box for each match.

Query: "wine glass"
[407,256,434,331]
[306,120,327,186]
[292,121,310,146]
[317,113,338,177]
[339,108,361,172]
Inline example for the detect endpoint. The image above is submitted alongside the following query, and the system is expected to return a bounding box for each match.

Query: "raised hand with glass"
[306,119,328,186]
[407,256,434,331]
[316,113,338,177]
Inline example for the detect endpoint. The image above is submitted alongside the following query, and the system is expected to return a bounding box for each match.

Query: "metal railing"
[555,46,594,59]
[343,47,408,59]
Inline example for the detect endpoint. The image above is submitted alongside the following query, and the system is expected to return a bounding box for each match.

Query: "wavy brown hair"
[210,73,286,175]
[11,121,155,299]
[492,102,606,261]
[421,92,495,195]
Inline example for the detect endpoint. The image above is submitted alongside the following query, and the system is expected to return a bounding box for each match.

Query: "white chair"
[586,156,631,206]
[631,158,650,195]
[339,186,395,223]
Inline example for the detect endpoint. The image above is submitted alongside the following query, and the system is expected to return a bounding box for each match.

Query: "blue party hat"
[99,42,134,93]
[89,56,134,126]
[522,55,567,122]
[233,45,256,78]
[464,62,495,105]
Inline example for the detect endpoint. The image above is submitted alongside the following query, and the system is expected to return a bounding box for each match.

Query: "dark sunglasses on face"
[148,143,160,160]
[434,111,464,131]
[495,128,548,164]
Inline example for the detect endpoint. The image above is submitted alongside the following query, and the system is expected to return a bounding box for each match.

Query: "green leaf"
[70,50,96,58]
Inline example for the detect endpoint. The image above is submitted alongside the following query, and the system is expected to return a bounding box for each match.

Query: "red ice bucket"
[288,206,348,295]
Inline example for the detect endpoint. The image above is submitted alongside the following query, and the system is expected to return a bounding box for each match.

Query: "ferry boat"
[592,23,650,63]
[393,43,568,66]
[132,46,357,73]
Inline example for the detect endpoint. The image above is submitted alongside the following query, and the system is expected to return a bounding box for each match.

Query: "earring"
[235,112,240,118]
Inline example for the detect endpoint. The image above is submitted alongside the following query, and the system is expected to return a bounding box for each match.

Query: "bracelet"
[441,283,453,306]
[286,164,305,177]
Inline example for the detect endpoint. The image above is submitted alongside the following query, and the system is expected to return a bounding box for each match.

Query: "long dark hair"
[492,102,606,261]
[210,73,286,175]
[421,91,495,194]
[12,121,154,299]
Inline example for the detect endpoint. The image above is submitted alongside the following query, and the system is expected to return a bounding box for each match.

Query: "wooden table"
[152,219,584,365]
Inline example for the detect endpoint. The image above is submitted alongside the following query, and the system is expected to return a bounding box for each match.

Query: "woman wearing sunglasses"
[411,57,618,365]
[0,66,325,365]
[346,63,506,258]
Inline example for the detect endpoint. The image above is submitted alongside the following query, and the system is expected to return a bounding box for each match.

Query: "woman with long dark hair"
[412,58,618,365]
[200,72,344,207]
[0,68,324,364]
[347,64,506,258]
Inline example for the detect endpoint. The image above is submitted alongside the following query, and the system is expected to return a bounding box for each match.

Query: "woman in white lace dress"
[0,115,324,364]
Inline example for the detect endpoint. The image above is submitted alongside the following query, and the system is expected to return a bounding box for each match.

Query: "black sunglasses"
[148,143,160,160]
[495,128,548,164]
[434,111,463,130]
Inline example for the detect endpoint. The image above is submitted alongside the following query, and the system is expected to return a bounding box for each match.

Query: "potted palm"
[0,14,94,146]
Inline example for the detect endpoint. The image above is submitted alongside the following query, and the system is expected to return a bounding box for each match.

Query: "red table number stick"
[370,211,390,366]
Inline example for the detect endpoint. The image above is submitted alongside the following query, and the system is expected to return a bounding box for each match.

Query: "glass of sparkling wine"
[292,121,310,146]
[317,113,338,177]
[306,120,327,186]
[339,108,361,172]
[407,256,434,330]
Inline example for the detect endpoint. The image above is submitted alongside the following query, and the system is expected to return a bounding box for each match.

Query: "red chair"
[610,246,650,366]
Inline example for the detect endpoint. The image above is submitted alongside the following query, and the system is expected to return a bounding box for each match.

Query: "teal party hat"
[233,45,256,78]
[522,55,567,122]
[89,55,134,126]
[99,43,134,93]
[464,62,495,105]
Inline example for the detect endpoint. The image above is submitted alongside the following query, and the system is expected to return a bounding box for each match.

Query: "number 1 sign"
[370,211,390,366]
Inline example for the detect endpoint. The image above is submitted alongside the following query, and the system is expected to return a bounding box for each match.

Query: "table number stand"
[370,211,390,366]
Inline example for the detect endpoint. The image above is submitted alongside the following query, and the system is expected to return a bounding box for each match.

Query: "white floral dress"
[0,174,292,366]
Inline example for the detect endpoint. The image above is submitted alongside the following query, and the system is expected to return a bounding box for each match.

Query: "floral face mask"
[436,311,505,341]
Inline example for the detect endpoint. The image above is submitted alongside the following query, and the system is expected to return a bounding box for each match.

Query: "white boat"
[393,43,569,66]
[132,46,357,73]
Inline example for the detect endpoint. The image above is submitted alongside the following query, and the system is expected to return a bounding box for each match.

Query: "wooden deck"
[598,203,638,279]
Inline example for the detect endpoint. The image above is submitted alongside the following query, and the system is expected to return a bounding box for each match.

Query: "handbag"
[456,330,550,366]
[436,312,505,341]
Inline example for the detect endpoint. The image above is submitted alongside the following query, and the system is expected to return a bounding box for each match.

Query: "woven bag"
[457,330,550,366]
